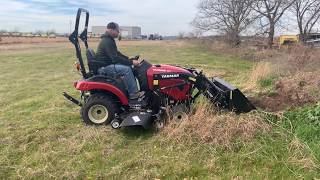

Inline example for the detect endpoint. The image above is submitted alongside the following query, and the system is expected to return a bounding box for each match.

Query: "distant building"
[120,26,141,39]
[92,26,141,39]
[91,26,106,37]
[299,33,320,41]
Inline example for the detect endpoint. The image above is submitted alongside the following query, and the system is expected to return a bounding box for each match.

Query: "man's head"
[106,22,120,38]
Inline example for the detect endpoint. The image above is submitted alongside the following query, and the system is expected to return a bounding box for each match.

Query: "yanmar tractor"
[63,8,255,129]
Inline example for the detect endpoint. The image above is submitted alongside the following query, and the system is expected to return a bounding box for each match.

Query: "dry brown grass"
[276,71,320,102]
[195,39,320,75]
[245,62,275,91]
[261,45,320,75]
[161,101,270,149]
[0,42,72,51]
[288,137,319,171]
[0,37,172,47]
[0,39,180,52]
[0,37,69,44]
[118,40,186,47]
[195,39,320,111]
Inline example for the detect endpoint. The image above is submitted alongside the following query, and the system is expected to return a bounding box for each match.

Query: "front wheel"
[81,94,118,125]
[111,119,122,129]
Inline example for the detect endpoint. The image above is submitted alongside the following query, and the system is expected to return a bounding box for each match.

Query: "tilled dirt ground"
[251,71,320,112]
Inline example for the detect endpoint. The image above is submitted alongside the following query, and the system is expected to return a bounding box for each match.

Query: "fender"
[75,81,129,105]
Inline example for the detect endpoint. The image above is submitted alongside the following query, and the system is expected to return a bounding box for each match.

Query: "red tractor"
[63,9,255,129]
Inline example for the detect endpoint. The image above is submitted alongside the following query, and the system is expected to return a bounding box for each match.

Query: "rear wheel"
[81,94,118,125]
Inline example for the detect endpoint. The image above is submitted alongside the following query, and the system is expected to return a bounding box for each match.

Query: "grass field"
[0,40,319,179]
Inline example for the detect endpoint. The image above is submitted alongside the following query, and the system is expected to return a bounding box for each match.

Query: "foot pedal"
[130,104,142,110]
[138,95,145,102]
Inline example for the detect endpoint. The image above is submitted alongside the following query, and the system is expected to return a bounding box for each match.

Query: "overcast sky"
[0,0,199,35]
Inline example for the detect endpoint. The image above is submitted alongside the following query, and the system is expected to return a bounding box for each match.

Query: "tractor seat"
[86,48,108,75]
[86,48,96,62]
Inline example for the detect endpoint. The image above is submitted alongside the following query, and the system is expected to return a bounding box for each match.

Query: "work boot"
[129,91,145,100]
[129,91,146,109]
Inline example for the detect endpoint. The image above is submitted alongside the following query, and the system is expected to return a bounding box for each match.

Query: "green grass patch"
[258,76,277,88]
[257,75,279,97]
[280,104,320,161]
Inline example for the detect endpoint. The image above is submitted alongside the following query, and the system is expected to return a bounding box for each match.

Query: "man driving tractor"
[64,9,255,127]
[95,22,144,102]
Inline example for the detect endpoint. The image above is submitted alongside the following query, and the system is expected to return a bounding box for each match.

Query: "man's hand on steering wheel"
[132,59,143,66]
[131,55,143,67]
[129,55,140,61]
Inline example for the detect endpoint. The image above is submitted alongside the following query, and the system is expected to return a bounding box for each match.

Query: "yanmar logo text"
[161,74,179,78]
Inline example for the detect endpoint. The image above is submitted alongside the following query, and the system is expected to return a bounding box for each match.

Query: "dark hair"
[107,22,119,30]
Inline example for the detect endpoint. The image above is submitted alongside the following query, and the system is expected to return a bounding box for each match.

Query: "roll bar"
[69,8,90,78]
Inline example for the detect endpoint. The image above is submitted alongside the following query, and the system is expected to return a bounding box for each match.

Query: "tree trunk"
[268,23,275,48]
[298,21,305,42]
[299,33,306,43]
[226,30,241,47]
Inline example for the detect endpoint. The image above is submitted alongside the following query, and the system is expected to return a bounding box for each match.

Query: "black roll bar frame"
[69,8,90,79]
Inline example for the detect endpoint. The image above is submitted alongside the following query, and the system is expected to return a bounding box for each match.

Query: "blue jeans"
[98,64,138,97]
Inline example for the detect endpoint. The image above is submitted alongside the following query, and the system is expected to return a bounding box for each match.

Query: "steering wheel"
[131,55,144,67]
[130,55,140,60]
[134,55,140,60]
[139,59,144,65]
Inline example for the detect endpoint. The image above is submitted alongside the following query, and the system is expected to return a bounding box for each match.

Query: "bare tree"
[251,0,295,48]
[35,30,44,35]
[46,29,56,35]
[178,31,186,39]
[192,0,256,47]
[292,0,320,42]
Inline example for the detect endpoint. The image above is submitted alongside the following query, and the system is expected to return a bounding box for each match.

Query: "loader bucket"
[199,76,255,113]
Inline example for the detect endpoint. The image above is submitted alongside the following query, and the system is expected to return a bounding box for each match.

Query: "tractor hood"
[148,64,192,75]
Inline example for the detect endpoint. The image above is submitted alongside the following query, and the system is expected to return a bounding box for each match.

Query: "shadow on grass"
[120,126,156,140]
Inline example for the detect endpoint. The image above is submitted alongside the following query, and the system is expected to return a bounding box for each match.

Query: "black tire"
[80,94,118,125]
